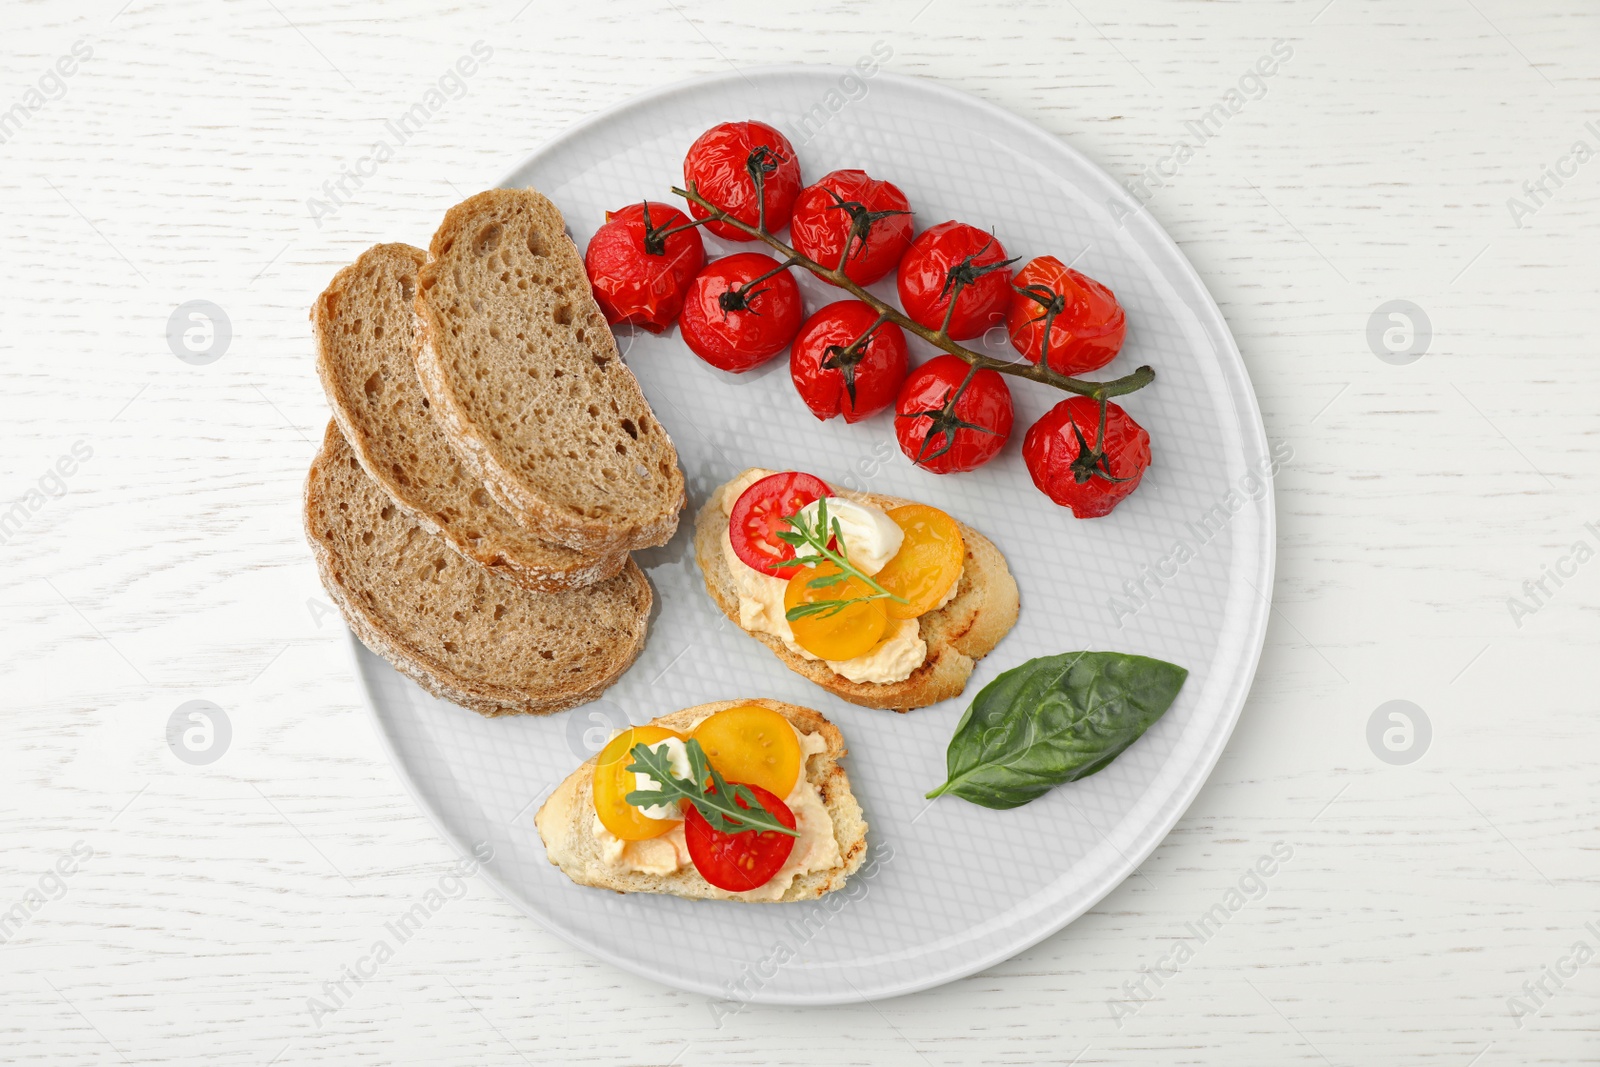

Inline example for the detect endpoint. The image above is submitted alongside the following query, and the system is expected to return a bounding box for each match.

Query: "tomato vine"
[669,184,1155,402]
[668,148,1156,481]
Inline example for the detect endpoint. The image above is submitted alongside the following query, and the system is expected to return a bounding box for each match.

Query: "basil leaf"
[926,652,1188,810]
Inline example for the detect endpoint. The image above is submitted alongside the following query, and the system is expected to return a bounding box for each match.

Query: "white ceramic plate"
[348,65,1274,1005]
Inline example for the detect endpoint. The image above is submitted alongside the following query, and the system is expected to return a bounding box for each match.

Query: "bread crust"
[534,699,869,902]
[304,421,651,717]
[312,242,628,592]
[693,471,1020,711]
[412,188,686,556]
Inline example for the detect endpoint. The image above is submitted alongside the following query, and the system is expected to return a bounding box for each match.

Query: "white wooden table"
[4,1,1597,1062]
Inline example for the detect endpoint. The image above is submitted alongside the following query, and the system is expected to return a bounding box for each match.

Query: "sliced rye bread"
[312,243,627,591]
[305,420,651,717]
[693,471,1020,712]
[534,699,868,902]
[413,188,686,555]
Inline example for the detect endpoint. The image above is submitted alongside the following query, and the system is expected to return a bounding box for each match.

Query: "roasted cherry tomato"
[896,222,1013,340]
[893,354,1014,473]
[785,561,888,660]
[691,704,803,798]
[1023,396,1151,518]
[684,782,797,892]
[789,300,908,424]
[583,202,706,333]
[1007,255,1126,375]
[682,121,802,241]
[592,725,687,841]
[873,504,965,619]
[729,471,831,580]
[789,169,914,286]
[679,253,804,372]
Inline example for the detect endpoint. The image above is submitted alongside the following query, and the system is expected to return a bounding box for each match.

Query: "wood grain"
[2,0,1597,1062]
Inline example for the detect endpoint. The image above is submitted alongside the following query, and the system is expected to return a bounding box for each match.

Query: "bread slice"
[694,471,1020,711]
[413,188,686,555]
[534,699,868,902]
[304,420,652,717]
[312,243,627,591]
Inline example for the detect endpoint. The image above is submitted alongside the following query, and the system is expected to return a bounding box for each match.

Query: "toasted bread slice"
[305,421,651,717]
[534,699,868,902]
[413,188,686,555]
[694,471,1020,712]
[312,243,627,591]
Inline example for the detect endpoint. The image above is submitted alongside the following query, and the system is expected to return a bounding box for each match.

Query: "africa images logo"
[1505,120,1600,230]
[1108,40,1294,226]
[1505,520,1600,628]
[306,843,494,1026]
[0,39,93,146]
[1107,842,1295,1027]
[306,42,493,228]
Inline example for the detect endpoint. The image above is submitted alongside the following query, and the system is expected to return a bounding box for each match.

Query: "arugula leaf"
[926,652,1188,810]
[624,737,798,837]
[784,599,857,622]
[774,496,908,622]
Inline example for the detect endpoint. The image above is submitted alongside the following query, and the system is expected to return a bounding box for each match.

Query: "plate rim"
[352,62,1276,1005]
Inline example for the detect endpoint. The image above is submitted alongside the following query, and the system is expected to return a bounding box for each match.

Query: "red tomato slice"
[728,471,830,580]
[683,783,798,893]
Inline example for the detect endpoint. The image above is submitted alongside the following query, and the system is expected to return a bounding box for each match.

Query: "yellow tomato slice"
[875,505,966,619]
[592,725,686,841]
[692,704,803,798]
[785,562,888,660]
